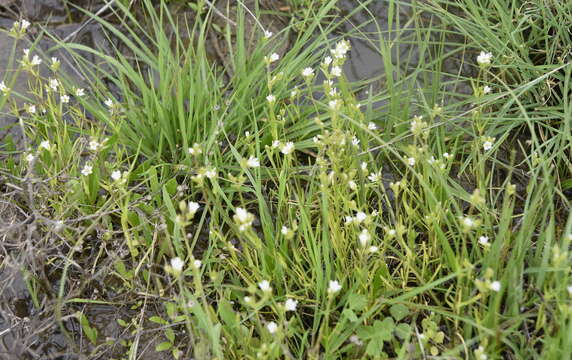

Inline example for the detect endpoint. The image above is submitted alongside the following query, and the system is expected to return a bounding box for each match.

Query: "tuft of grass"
[0,0,571,359]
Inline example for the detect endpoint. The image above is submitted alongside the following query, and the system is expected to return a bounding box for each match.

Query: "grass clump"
[1,0,571,359]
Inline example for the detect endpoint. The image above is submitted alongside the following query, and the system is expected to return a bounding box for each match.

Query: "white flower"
[81,164,93,176]
[328,99,340,110]
[331,40,350,59]
[234,207,254,231]
[204,168,216,179]
[25,153,35,162]
[51,57,59,64]
[0,81,9,93]
[39,140,51,151]
[348,180,357,190]
[88,139,101,151]
[266,94,276,103]
[266,53,280,63]
[60,95,70,103]
[111,170,122,181]
[23,48,30,57]
[28,104,36,114]
[358,229,371,247]
[355,212,367,223]
[477,51,493,65]
[462,216,475,228]
[258,280,272,293]
[246,156,260,168]
[31,55,42,66]
[367,122,377,130]
[104,98,113,108]
[302,67,314,77]
[192,259,202,269]
[483,85,492,94]
[19,19,31,31]
[170,257,184,274]
[352,136,360,147]
[361,162,368,172]
[368,245,379,253]
[368,171,382,183]
[482,137,495,151]
[244,296,253,303]
[266,321,278,334]
[188,201,200,214]
[567,286,572,296]
[281,226,289,235]
[327,280,342,294]
[49,78,59,91]
[478,236,489,245]
[489,280,501,292]
[281,141,295,155]
[387,229,396,237]
[264,30,273,38]
[331,66,342,77]
[428,156,436,164]
[75,88,85,97]
[349,335,363,346]
[272,140,281,149]
[407,157,416,166]
[323,56,333,65]
[443,152,452,159]
[284,298,298,311]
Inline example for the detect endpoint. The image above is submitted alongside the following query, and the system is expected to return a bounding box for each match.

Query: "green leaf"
[373,318,395,342]
[390,304,409,322]
[78,312,98,345]
[155,341,173,352]
[347,293,368,311]
[342,309,359,323]
[165,328,176,343]
[149,316,168,325]
[395,323,411,339]
[116,318,129,327]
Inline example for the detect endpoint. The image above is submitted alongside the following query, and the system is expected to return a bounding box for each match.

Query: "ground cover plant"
[1,0,571,359]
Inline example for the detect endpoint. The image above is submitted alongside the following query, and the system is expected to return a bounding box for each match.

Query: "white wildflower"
[192,259,202,270]
[368,245,379,253]
[323,56,333,65]
[281,141,295,155]
[477,51,493,65]
[266,94,276,103]
[368,171,382,183]
[246,156,260,168]
[39,140,51,151]
[264,30,273,38]
[49,78,59,91]
[81,164,93,176]
[489,280,501,292]
[302,67,314,78]
[60,95,70,103]
[266,321,278,334]
[111,170,122,181]
[104,98,113,108]
[31,55,42,66]
[75,88,85,97]
[27,104,36,114]
[483,85,492,94]
[284,298,298,312]
[407,157,416,166]
[358,229,371,247]
[478,236,489,245]
[331,66,342,77]
[368,122,377,130]
[0,81,9,94]
[327,280,342,294]
[170,257,184,274]
[258,280,272,293]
